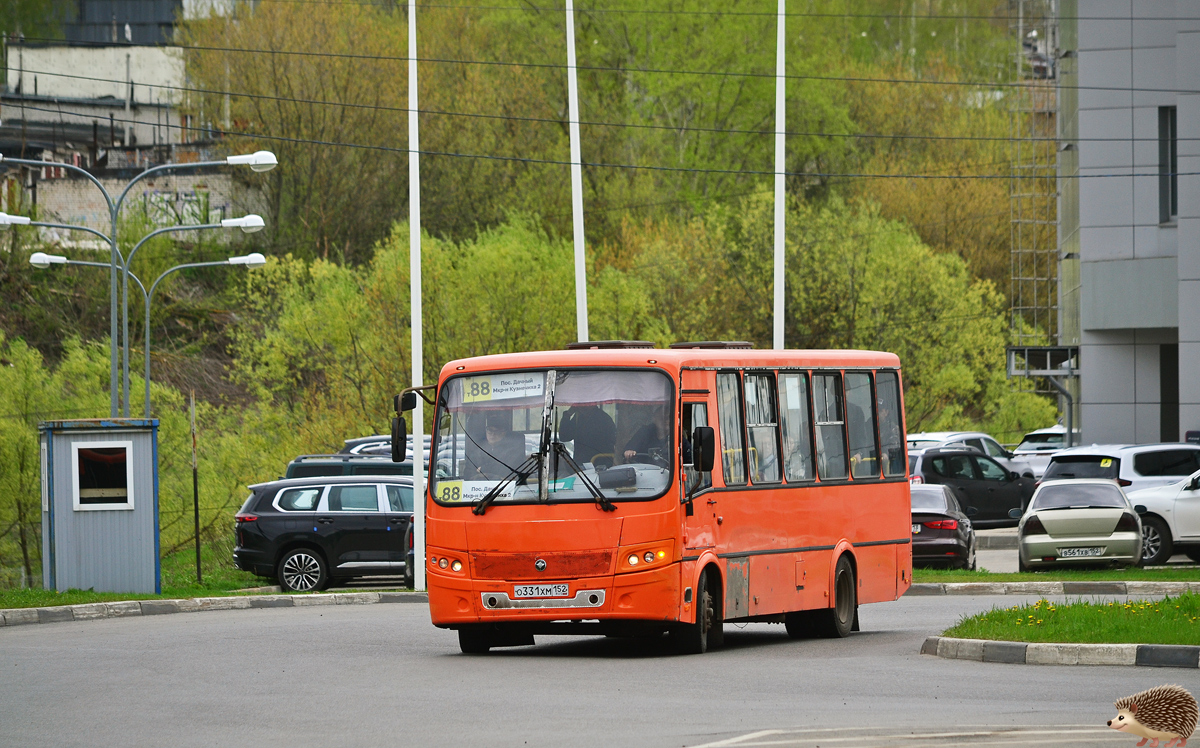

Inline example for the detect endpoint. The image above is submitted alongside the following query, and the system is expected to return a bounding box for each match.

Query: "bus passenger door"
[681,401,716,553]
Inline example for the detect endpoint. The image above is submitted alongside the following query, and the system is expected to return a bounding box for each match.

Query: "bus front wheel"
[672,571,723,654]
[458,629,492,654]
[813,555,857,638]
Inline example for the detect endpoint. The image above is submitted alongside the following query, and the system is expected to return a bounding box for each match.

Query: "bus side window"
[779,372,815,482]
[716,372,747,485]
[743,373,781,483]
[845,372,879,479]
[875,371,905,477]
[812,373,848,480]
[682,402,712,490]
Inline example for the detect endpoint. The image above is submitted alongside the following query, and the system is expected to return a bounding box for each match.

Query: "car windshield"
[910,487,948,512]
[1016,433,1064,451]
[1042,455,1119,481]
[431,369,674,507]
[1033,482,1127,510]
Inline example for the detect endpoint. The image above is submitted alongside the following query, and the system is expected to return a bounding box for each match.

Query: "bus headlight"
[618,541,674,572]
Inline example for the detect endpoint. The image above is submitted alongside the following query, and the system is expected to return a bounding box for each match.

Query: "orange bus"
[395,342,911,654]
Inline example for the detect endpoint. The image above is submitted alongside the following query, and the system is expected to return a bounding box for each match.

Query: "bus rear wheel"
[812,555,857,638]
[672,571,722,654]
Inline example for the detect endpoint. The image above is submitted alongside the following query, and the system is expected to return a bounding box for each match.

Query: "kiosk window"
[74,442,133,510]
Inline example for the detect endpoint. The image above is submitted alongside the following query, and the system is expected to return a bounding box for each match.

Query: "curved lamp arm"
[1,156,116,214]
[29,222,126,267]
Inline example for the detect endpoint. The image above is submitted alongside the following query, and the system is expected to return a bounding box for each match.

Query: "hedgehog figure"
[1108,685,1198,747]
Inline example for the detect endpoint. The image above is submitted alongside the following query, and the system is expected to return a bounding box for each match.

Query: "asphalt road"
[3,593,1185,747]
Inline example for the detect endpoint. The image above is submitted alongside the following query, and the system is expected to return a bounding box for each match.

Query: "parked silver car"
[1009,479,1143,571]
[907,431,1034,479]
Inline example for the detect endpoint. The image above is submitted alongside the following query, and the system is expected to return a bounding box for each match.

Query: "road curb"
[922,636,1200,668]
[0,591,429,628]
[906,581,1200,596]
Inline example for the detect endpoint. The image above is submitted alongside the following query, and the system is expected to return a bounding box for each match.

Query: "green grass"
[944,593,1200,645]
[0,538,267,610]
[914,567,1200,583]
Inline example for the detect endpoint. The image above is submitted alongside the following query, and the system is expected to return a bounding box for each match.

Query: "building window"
[1159,106,1178,223]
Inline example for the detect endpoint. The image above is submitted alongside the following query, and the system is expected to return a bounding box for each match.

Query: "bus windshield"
[431,369,674,508]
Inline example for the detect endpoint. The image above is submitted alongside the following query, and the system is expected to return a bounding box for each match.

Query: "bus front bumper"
[428,563,681,627]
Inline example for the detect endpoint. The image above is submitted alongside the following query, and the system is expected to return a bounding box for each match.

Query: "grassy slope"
[944,593,1200,645]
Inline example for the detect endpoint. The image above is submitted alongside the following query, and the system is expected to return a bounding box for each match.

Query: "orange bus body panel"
[424,348,910,634]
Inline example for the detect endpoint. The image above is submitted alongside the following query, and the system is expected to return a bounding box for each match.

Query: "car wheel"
[458,629,492,654]
[1186,550,1200,565]
[278,549,327,592]
[812,555,857,639]
[671,571,721,654]
[1018,553,1029,573]
[1140,516,1174,566]
[962,541,977,571]
[404,562,415,589]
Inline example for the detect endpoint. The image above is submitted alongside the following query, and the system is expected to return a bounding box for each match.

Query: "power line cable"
[18,35,1200,96]
[18,66,1196,144]
[6,103,1175,182]
[183,0,1200,22]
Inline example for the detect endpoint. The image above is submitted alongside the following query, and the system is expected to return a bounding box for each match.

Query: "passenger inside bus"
[464,411,528,480]
[558,404,617,467]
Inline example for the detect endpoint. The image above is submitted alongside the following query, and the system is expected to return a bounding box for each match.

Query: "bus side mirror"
[693,426,715,472]
[396,392,417,412]
[391,416,406,463]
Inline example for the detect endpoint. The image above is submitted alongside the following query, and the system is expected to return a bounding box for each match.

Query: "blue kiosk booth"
[39,419,160,594]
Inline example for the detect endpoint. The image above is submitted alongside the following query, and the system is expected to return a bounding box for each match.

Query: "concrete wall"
[7,45,184,104]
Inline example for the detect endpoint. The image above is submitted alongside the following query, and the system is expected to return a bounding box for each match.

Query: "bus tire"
[458,629,492,654]
[813,555,856,639]
[671,570,721,654]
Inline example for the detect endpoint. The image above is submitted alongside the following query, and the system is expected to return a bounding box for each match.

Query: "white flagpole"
[566,0,589,342]
[408,0,426,591]
[772,0,786,350]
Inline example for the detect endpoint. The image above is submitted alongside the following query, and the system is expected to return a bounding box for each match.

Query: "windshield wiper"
[472,453,538,516]
[552,441,615,512]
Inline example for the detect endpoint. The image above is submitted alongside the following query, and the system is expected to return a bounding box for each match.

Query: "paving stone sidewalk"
[0,591,429,627]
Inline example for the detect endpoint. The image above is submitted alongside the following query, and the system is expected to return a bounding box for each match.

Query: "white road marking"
[687,726,1124,748]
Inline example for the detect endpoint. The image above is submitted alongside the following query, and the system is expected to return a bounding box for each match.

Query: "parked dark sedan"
[910,447,1036,528]
[910,484,977,569]
[234,475,415,591]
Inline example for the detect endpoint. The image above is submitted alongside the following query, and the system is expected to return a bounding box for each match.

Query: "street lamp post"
[30,251,267,416]
[0,150,277,416]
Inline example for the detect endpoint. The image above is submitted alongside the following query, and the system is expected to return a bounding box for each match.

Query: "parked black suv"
[284,454,416,479]
[234,475,415,591]
[909,447,1036,528]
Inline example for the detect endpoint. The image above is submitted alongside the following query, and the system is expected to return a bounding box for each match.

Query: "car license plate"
[912,524,921,534]
[1058,547,1103,558]
[513,583,569,598]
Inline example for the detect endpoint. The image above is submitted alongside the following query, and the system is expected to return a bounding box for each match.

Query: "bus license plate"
[1058,547,1103,558]
[513,584,569,598]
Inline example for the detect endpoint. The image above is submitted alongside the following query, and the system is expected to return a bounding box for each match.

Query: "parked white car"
[1041,444,1200,493]
[1011,424,1078,479]
[1127,468,1200,565]
[907,431,1034,478]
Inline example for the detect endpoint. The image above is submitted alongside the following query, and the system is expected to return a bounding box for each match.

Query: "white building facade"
[1060,0,1200,444]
